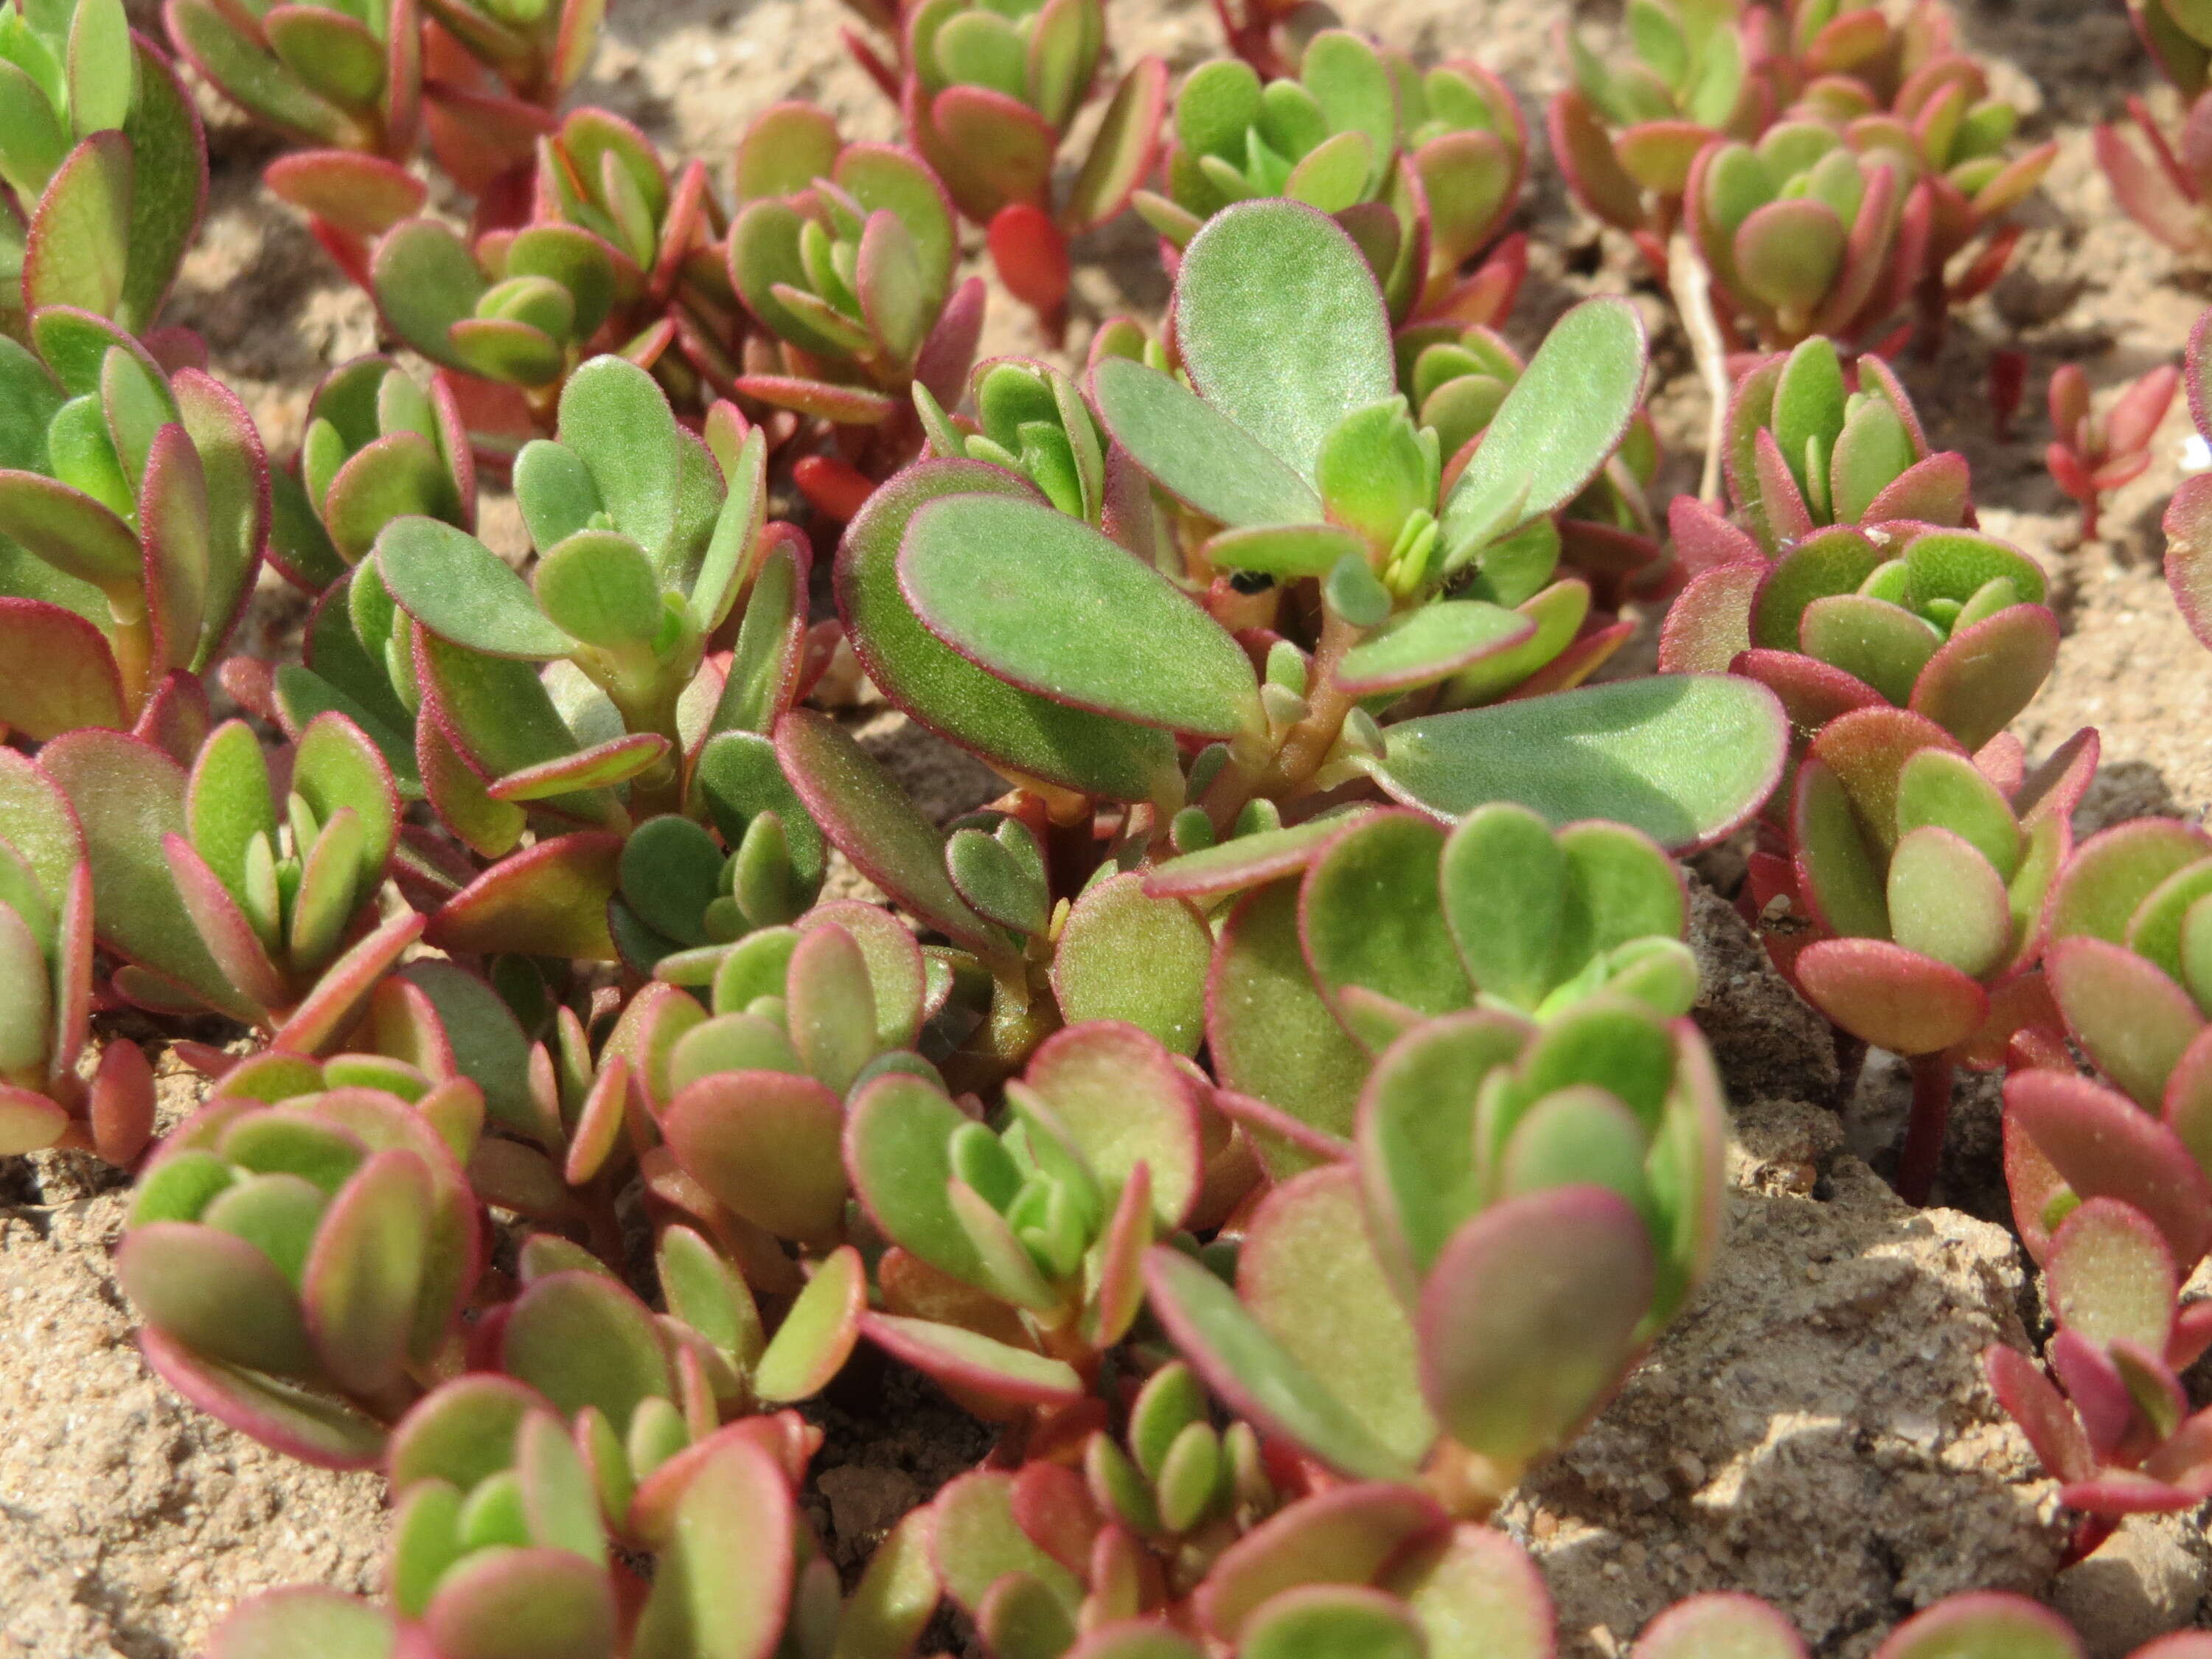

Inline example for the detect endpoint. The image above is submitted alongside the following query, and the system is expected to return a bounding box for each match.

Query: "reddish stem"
[2066,1512,2118,1566]
[1896,1051,1954,1206]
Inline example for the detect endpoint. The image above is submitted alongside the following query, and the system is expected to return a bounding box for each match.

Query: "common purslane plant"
[0,0,206,337]
[15,0,2212,1654]
[1551,0,1773,272]
[2096,0,2212,259]
[1135,30,1528,335]
[1661,336,2048,738]
[0,312,265,742]
[2157,311,2212,647]
[164,0,602,194]
[726,104,984,505]
[897,0,1166,338]
[2047,359,2181,542]
[1561,0,2050,352]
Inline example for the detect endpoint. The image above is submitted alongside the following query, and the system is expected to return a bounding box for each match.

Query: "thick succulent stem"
[1252,609,1364,802]
[1423,1439,1520,1523]
[1896,1051,1955,1206]
[2066,1512,2118,1567]
[108,597,153,712]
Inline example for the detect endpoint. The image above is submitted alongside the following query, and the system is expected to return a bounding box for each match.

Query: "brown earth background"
[8,0,2212,1653]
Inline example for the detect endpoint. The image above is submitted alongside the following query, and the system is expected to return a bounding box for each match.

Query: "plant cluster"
[1557,0,2053,352]
[2047,360,2180,541]
[7,0,2212,1652]
[2098,0,2212,257]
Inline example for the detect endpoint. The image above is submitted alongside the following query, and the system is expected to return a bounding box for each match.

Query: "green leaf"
[0,602,125,740]
[302,1150,432,1396]
[499,1272,672,1436]
[930,1472,1082,1618]
[534,529,663,647]
[1241,1589,1425,1659]
[1440,299,1646,556]
[317,434,461,566]
[1772,337,1846,505]
[417,638,614,829]
[1886,825,2011,978]
[119,1219,316,1376]
[1208,880,1372,1150]
[0,465,139,591]
[847,1071,997,1290]
[1203,522,1366,579]
[205,1590,399,1659]
[1438,806,1565,1009]
[41,729,254,1017]
[1302,812,1471,1027]
[1141,1247,1414,1481]
[1049,872,1211,1055]
[1895,748,2022,880]
[1337,601,1533,695]
[1173,201,1396,481]
[1418,1186,1655,1467]
[378,518,577,660]
[24,129,130,319]
[1239,1166,1435,1463]
[1065,58,1167,232]
[557,356,684,571]
[1315,398,1428,546]
[838,460,1178,803]
[0,60,67,199]
[163,0,357,145]
[66,0,133,141]
[1301,29,1397,195]
[664,1070,846,1243]
[1870,1599,2082,1659]
[1357,1011,1529,1291]
[900,493,1262,738]
[1384,1525,1555,1659]
[752,1245,864,1402]
[512,439,603,553]
[1088,356,1324,529]
[1177,57,1262,161]
[1798,594,1941,705]
[0,336,65,470]
[774,709,998,956]
[185,718,275,896]
[170,372,266,672]
[1370,675,1787,852]
[368,220,484,366]
[1022,1020,1203,1226]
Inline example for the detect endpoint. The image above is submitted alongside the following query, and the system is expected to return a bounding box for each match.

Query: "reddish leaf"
[2004,1068,2212,1269]
[427,833,622,961]
[1794,937,1989,1056]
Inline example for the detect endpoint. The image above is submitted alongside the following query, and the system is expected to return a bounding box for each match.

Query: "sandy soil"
[7,0,2212,1653]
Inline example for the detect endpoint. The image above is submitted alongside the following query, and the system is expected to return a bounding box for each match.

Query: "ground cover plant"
[8,0,2212,1652]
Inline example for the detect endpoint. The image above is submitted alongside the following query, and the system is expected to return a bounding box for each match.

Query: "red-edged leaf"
[662,1071,846,1245]
[1194,1483,1448,1643]
[265,150,429,237]
[0,599,125,737]
[1792,937,1989,1055]
[861,1314,1084,1407]
[2004,1068,2212,1269]
[268,908,426,1054]
[1982,1343,2092,1485]
[136,1326,386,1469]
[427,832,622,961]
